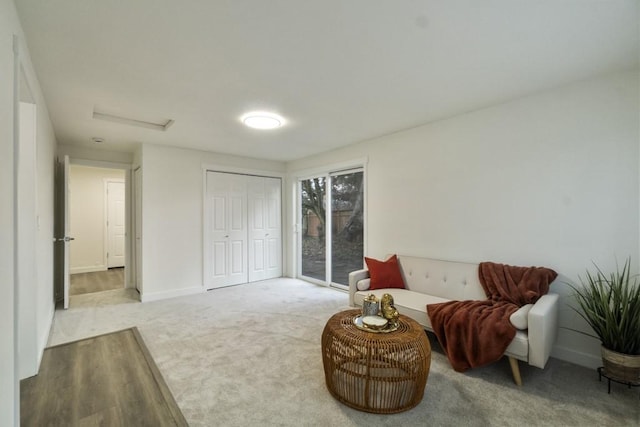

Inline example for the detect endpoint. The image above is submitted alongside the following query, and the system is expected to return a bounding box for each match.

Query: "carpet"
[49,279,640,426]
[21,327,187,426]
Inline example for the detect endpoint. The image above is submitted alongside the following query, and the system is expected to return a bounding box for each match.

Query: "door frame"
[292,158,368,288]
[61,159,135,293]
[202,164,285,289]
[133,166,142,293]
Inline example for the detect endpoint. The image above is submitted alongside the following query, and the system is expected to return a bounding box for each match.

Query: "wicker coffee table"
[321,309,431,413]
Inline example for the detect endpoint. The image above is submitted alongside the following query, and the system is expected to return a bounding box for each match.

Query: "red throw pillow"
[364,255,405,290]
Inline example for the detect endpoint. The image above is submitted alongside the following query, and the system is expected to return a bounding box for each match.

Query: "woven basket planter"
[601,346,640,385]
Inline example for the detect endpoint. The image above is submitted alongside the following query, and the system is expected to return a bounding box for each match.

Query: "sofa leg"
[508,357,523,386]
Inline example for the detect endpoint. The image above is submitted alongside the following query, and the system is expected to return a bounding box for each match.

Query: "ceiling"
[15,1,639,162]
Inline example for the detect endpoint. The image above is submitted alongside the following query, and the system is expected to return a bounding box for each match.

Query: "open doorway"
[68,165,126,297]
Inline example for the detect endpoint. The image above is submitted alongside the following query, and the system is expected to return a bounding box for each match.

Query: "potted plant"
[570,258,640,384]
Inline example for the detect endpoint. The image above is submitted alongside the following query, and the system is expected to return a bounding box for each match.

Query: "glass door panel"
[331,171,364,286]
[300,177,326,281]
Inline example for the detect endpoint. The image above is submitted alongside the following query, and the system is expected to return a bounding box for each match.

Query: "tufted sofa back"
[395,255,487,301]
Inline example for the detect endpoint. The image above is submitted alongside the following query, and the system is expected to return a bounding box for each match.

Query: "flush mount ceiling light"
[241,111,284,130]
[92,137,104,144]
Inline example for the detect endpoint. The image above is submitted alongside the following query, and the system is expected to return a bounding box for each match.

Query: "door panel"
[206,172,248,288]
[248,176,282,282]
[330,171,364,287]
[107,181,126,268]
[54,155,71,309]
[205,172,281,287]
[298,169,364,287]
[263,177,282,279]
[231,240,245,274]
[212,241,226,278]
[300,177,326,281]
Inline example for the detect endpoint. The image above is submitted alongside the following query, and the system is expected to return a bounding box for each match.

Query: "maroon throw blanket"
[427,262,557,372]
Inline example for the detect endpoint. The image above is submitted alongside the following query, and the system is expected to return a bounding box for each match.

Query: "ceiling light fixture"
[241,112,284,130]
[92,137,104,144]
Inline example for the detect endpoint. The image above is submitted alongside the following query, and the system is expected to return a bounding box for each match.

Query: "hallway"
[69,268,125,296]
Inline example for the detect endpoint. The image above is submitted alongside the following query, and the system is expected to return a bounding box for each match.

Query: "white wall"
[0,3,17,422]
[17,102,37,380]
[69,165,125,273]
[287,70,640,368]
[140,144,285,301]
[58,143,134,165]
[0,0,58,424]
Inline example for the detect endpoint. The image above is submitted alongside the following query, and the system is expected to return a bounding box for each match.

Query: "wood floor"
[20,328,188,427]
[70,268,124,296]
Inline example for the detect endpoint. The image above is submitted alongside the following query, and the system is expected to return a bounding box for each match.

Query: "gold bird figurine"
[380,293,399,325]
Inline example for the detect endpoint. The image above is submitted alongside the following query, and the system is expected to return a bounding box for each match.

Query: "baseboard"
[140,286,204,303]
[551,345,601,369]
[70,265,107,274]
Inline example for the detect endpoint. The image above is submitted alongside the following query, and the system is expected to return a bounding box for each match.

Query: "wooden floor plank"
[20,327,187,427]
[70,268,124,296]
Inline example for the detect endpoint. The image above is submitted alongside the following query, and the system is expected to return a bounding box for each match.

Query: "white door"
[106,181,126,268]
[206,172,248,288]
[248,176,282,282]
[134,168,142,292]
[54,155,72,309]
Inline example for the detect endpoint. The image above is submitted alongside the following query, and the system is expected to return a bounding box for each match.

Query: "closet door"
[206,172,248,288]
[248,176,282,282]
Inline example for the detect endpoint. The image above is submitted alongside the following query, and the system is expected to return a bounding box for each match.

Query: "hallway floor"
[70,268,125,296]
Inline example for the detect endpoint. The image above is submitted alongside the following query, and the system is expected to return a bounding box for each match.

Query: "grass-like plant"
[569,258,640,355]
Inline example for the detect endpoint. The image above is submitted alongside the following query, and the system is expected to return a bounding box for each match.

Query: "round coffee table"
[321,309,431,413]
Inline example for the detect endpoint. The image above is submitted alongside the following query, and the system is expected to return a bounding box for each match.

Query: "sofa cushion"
[509,304,533,330]
[354,288,530,361]
[504,331,528,359]
[365,255,405,289]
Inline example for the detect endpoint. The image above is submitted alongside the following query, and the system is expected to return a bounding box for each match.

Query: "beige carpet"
[49,278,639,426]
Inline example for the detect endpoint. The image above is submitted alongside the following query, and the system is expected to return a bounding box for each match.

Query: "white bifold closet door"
[205,171,282,289]
[247,175,282,282]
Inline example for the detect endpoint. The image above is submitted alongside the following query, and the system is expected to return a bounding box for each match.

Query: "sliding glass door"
[299,169,364,288]
[300,177,326,281]
[330,170,364,286]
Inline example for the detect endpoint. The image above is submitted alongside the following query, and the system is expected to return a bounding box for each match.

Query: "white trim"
[551,345,601,370]
[67,161,131,290]
[140,285,204,303]
[201,168,208,290]
[71,158,131,170]
[325,175,332,284]
[202,168,285,289]
[202,163,285,179]
[289,156,368,181]
[123,169,132,289]
[294,159,367,286]
[12,35,20,425]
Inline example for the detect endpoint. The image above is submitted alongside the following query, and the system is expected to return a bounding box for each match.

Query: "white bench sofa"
[348,255,559,385]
